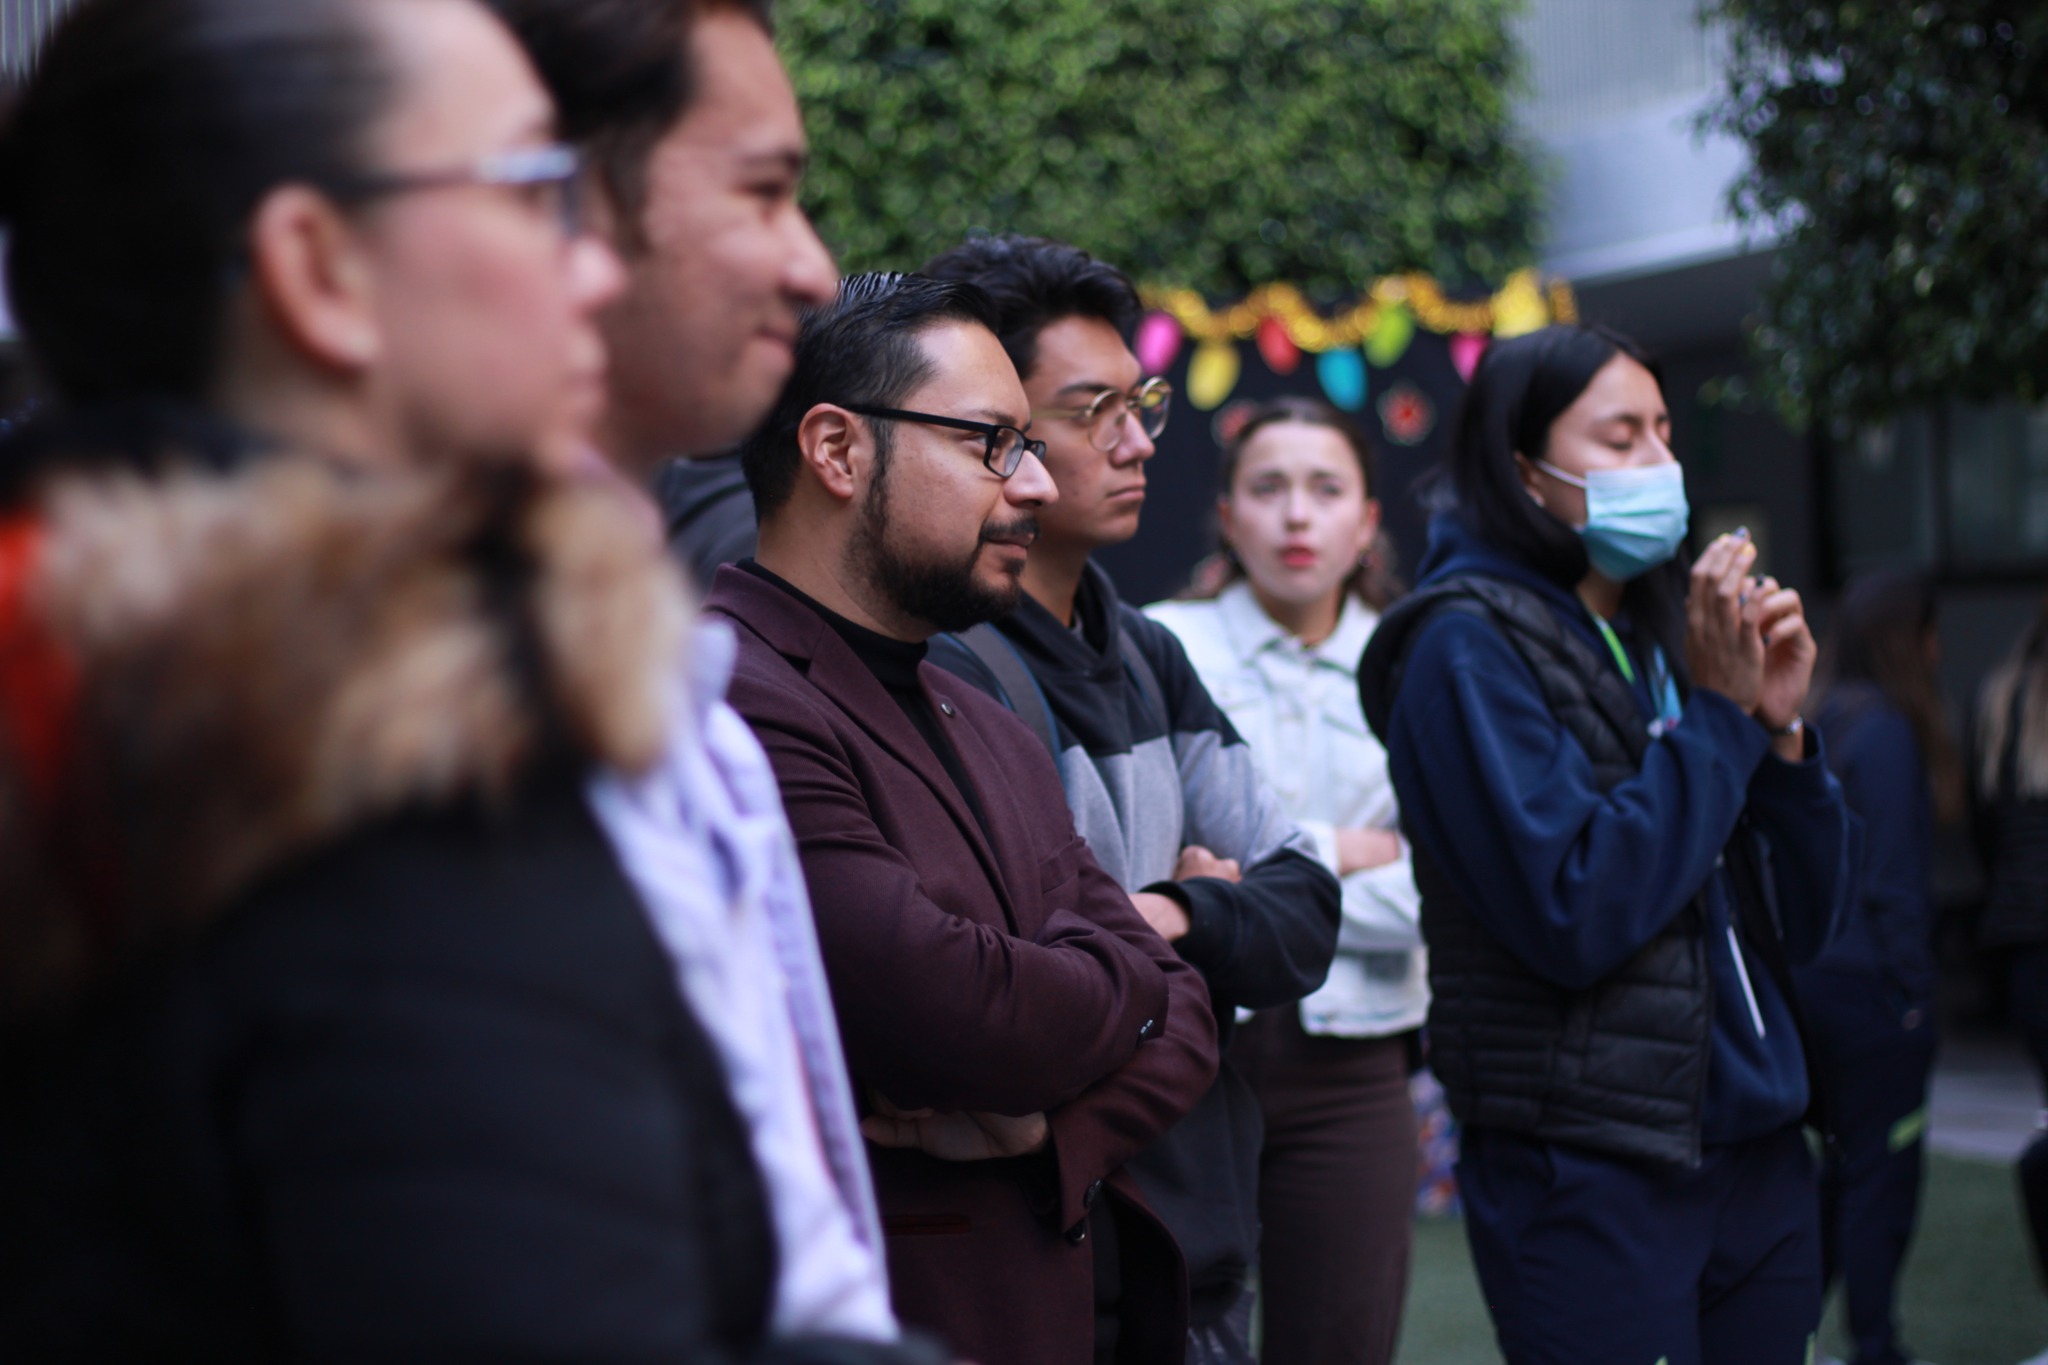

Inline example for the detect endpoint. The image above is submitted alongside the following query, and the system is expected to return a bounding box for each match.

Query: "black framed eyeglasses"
[839,403,1047,479]
[1033,377,1174,453]
[330,143,584,236]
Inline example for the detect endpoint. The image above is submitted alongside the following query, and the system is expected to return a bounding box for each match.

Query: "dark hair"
[0,0,398,406]
[1816,569,1965,822]
[739,271,1002,518]
[1442,322,1691,688]
[921,234,1140,383]
[483,0,772,230]
[1206,395,1403,611]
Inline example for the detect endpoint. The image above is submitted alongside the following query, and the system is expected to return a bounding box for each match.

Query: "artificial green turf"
[1393,1153,2048,1364]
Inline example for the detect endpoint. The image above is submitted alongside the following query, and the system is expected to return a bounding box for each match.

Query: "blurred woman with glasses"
[0,1,923,1360]
[1147,396,1422,1365]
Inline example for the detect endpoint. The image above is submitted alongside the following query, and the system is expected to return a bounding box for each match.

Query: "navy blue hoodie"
[1383,515,1857,1145]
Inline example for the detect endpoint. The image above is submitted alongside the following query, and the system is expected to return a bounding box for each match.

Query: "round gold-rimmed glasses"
[1035,377,1174,453]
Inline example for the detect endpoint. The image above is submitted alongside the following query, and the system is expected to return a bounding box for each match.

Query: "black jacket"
[0,440,941,1365]
[2,781,799,1364]
[656,452,758,589]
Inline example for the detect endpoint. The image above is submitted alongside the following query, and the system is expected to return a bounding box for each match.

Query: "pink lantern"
[1135,312,1183,375]
[1450,332,1489,382]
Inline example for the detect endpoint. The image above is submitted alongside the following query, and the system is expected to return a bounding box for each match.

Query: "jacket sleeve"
[1126,611,1341,1011]
[1295,817,1424,952]
[220,816,947,1365]
[740,687,1173,1118]
[1748,723,1863,969]
[1042,851,1221,1234]
[1824,704,1933,989]
[1386,611,1773,990]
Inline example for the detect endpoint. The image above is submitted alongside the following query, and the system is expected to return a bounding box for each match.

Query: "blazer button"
[1066,1219,1089,1245]
[939,701,957,717]
[1083,1179,1103,1209]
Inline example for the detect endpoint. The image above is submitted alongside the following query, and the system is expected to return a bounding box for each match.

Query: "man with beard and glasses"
[924,235,1341,1365]
[706,273,1219,1365]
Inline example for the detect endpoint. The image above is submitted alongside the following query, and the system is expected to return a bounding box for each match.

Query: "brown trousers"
[1231,1010,1417,1365]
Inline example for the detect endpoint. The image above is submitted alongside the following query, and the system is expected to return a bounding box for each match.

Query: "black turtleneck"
[738,560,993,842]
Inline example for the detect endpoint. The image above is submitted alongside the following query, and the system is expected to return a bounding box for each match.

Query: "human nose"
[568,232,626,314]
[1283,487,1312,526]
[1006,445,1060,507]
[780,204,838,308]
[1110,404,1156,467]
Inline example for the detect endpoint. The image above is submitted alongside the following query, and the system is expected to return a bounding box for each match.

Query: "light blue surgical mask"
[1537,460,1689,581]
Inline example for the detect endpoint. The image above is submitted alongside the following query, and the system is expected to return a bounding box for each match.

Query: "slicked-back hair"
[922,234,1140,383]
[0,0,394,406]
[1443,322,1692,689]
[483,0,771,227]
[740,271,1002,519]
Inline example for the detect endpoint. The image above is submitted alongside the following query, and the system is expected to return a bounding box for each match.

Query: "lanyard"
[1589,612,1637,686]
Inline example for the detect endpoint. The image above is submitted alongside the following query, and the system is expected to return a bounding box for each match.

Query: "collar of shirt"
[1216,580,1379,675]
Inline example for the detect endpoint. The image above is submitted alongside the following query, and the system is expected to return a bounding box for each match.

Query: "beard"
[849,455,1036,634]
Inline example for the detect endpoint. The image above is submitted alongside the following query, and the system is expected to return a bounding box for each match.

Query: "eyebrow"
[1054,381,1118,400]
[737,147,808,178]
[966,407,1027,429]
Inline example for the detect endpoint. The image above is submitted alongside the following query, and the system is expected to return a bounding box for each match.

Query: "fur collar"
[0,454,687,1002]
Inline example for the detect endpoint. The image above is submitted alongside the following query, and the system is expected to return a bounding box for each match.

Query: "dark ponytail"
[1441,323,1692,690]
[1,0,396,407]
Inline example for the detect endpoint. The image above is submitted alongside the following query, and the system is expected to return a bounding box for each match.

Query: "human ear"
[1214,495,1240,554]
[246,186,380,372]
[797,405,862,505]
[1513,452,1546,508]
[1356,497,1383,556]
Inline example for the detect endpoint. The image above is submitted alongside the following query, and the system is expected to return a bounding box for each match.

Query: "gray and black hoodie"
[934,560,1340,1329]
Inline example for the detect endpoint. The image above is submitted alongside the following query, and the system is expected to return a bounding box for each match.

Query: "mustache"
[980,515,1039,546]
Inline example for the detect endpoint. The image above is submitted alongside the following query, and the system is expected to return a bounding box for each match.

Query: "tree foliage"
[1706,2,2048,431]
[776,0,1542,300]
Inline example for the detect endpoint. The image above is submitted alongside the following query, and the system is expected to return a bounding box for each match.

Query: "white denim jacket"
[1147,583,1427,1038]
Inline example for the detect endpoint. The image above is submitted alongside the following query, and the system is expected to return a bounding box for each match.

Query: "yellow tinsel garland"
[1142,268,1578,351]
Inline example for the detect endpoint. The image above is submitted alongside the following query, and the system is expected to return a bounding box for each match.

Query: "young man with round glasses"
[922,235,1342,1365]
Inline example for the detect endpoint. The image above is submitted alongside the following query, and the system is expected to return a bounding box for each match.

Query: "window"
[1826,400,2048,582]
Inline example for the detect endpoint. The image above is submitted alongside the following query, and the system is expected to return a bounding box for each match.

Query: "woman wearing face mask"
[0,2,934,1361]
[1356,325,1856,1364]
[1146,398,1421,1365]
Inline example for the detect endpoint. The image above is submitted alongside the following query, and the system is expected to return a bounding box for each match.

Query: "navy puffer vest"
[1361,575,1714,1167]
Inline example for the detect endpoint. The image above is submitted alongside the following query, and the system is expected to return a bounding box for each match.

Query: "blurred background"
[5,2,2044,1357]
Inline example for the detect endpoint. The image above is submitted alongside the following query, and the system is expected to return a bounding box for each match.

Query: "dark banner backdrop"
[1096,329,1472,608]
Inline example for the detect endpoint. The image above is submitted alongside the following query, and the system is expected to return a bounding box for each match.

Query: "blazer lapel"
[708,569,1021,932]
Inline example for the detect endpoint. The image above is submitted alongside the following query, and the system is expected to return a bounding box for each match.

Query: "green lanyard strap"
[1590,613,1637,686]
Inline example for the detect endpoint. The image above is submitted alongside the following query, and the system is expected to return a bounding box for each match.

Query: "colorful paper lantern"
[1491,270,1550,339]
[1187,340,1241,411]
[1135,311,1183,375]
[1450,332,1489,382]
[1364,305,1415,368]
[1316,348,1368,413]
[1255,316,1301,375]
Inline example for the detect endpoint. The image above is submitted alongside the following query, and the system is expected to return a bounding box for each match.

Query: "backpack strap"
[950,622,1061,761]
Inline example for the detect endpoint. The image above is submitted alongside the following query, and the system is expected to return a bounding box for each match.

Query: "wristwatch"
[1763,714,1804,739]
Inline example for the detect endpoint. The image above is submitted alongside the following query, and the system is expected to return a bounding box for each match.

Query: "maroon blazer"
[707,567,1218,1365]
